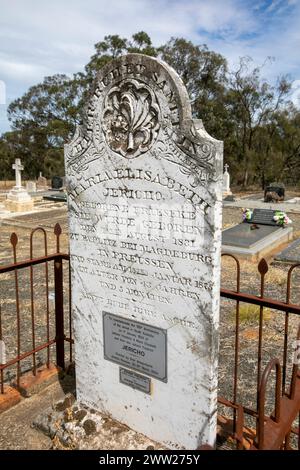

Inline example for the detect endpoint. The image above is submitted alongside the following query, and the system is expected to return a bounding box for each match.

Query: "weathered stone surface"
[65,54,223,449]
[54,393,76,412]
[33,397,164,450]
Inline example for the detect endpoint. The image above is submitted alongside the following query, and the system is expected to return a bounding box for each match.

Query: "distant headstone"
[5,158,33,212]
[37,174,48,190]
[249,209,277,226]
[26,181,37,192]
[223,194,235,202]
[222,164,232,197]
[264,182,285,202]
[51,176,63,190]
[65,54,223,449]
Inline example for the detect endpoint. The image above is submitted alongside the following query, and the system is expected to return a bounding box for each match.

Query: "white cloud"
[0,56,49,82]
[0,0,299,134]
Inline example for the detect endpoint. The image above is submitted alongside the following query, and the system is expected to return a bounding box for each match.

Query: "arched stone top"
[90,53,192,126]
[65,53,222,182]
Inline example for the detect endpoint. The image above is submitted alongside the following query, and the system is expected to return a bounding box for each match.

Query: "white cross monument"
[5,158,33,212]
[222,163,232,197]
[12,158,24,189]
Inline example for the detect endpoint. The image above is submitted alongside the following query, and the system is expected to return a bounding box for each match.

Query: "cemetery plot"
[222,208,293,260]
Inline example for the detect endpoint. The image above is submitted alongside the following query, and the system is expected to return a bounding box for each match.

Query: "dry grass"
[266,267,287,287]
[292,229,300,240]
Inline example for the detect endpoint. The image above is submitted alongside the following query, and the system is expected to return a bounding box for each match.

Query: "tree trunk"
[243,168,248,187]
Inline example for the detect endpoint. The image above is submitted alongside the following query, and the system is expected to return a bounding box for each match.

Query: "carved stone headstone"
[65,54,223,449]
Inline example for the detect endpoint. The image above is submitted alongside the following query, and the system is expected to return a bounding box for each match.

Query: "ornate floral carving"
[102,79,160,158]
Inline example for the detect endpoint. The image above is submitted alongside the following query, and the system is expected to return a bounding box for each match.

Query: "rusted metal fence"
[219,254,300,450]
[0,224,72,393]
[0,225,299,450]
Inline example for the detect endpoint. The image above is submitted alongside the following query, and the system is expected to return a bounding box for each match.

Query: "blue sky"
[0,0,299,135]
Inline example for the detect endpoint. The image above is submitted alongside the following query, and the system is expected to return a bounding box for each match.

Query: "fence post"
[54,256,65,370]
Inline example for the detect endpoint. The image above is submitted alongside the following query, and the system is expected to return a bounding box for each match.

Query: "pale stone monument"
[37,172,48,190]
[222,164,232,197]
[5,158,34,212]
[65,54,223,449]
[26,181,37,192]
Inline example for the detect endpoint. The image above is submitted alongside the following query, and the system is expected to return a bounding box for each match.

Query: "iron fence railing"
[219,254,300,450]
[0,224,72,392]
[0,225,299,450]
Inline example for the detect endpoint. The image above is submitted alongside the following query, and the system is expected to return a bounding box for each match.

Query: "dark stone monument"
[51,176,63,190]
[43,193,67,203]
[264,182,285,202]
[249,209,277,226]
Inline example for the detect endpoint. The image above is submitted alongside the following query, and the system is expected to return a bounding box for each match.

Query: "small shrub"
[231,304,271,324]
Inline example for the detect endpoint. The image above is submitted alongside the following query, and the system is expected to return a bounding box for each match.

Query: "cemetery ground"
[0,200,299,449]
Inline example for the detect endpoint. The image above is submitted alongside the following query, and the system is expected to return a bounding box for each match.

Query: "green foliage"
[1,31,300,184]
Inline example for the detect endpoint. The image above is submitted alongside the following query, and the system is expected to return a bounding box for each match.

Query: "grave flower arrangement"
[242,208,253,222]
[273,211,292,227]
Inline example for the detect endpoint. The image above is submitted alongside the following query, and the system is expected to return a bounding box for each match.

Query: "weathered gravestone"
[51,175,63,190]
[65,54,223,449]
[264,182,285,202]
[37,174,48,190]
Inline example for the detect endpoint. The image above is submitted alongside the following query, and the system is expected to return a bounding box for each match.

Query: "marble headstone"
[65,54,223,449]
